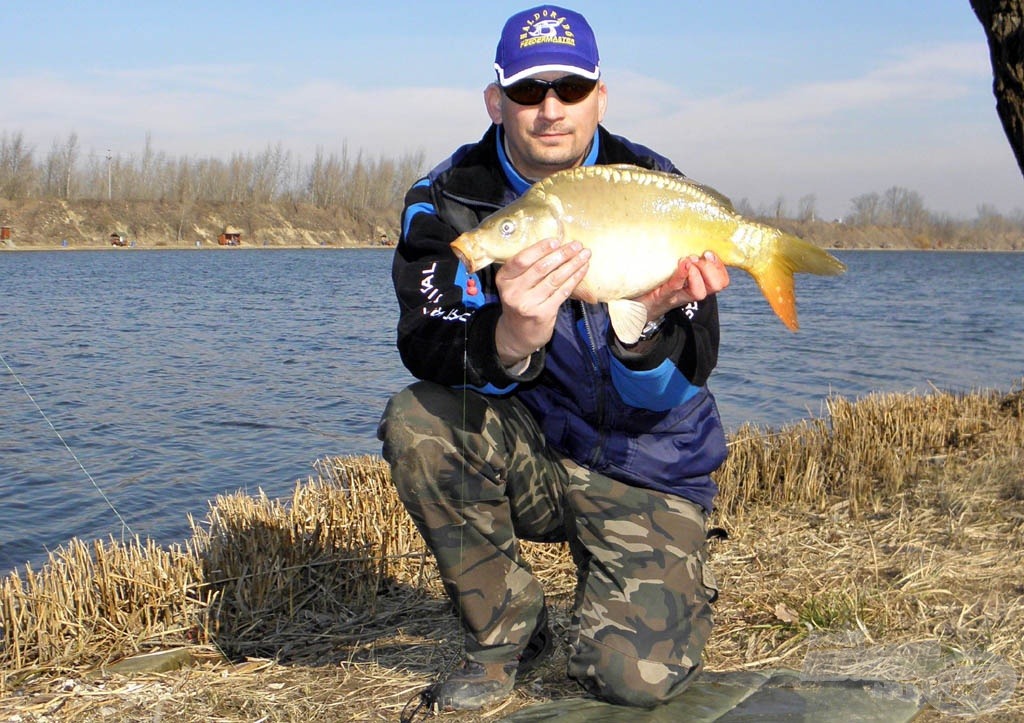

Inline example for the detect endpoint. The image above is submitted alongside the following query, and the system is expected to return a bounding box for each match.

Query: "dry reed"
[0,385,1021,721]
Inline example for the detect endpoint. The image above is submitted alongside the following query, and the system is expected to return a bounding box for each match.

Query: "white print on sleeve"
[419,262,471,322]
[420,262,443,303]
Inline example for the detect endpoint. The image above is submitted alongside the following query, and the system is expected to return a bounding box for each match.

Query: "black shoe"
[433,607,554,711]
[433,658,519,711]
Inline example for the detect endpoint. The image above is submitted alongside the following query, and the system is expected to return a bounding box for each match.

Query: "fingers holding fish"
[673,252,730,302]
[677,257,706,301]
[632,251,732,320]
[494,237,560,280]
[694,251,730,296]
[494,239,592,364]
[678,252,729,302]
[497,238,591,301]
[541,242,591,298]
[533,239,589,286]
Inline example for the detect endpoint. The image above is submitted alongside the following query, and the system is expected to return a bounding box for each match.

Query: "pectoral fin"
[607,299,650,344]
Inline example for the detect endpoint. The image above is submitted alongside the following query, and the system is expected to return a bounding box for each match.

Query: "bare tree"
[0,131,37,199]
[881,186,927,229]
[733,197,757,217]
[60,132,80,199]
[174,157,200,241]
[848,192,881,226]
[307,146,345,209]
[249,142,291,203]
[43,139,64,198]
[797,194,817,222]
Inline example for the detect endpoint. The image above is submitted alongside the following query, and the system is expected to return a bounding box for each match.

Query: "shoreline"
[1,242,395,252]
[3,243,1021,253]
[4,198,1020,253]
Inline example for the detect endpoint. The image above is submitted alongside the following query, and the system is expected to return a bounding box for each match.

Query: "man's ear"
[484,83,504,124]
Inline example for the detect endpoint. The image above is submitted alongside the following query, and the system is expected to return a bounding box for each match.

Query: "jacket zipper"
[577,302,609,468]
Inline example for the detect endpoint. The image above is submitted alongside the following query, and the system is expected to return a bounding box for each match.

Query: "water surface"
[2,249,1021,573]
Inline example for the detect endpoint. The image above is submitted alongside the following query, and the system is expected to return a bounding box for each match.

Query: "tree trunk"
[970,0,1024,178]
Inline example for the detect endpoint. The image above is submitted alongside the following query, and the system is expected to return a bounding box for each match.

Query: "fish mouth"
[450,237,481,273]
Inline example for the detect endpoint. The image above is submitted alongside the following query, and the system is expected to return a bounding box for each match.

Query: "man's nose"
[536,91,567,119]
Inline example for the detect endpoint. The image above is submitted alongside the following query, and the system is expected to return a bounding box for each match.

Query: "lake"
[1,248,1021,573]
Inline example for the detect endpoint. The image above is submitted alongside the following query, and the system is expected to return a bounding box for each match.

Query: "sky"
[2,0,1022,221]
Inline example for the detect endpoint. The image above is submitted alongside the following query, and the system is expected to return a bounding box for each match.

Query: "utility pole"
[106,150,112,200]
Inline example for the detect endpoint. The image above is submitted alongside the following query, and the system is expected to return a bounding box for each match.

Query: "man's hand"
[635,251,730,321]
[494,238,591,367]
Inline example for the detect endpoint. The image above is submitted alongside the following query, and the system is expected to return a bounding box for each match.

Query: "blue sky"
[3,0,1021,219]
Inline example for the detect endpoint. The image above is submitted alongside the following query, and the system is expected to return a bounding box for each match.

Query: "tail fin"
[751,229,846,332]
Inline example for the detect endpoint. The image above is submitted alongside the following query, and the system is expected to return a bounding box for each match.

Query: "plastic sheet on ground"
[801,632,1017,717]
[502,634,1017,721]
[500,669,923,722]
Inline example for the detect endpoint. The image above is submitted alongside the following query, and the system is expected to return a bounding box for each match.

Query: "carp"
[450,164,846,343]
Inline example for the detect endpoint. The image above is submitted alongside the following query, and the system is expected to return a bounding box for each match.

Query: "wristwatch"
[637,315,665,342]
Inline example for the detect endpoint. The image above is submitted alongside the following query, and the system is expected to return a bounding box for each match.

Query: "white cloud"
[600,41,1022,217]
[0,70,485,165]
[1,40,1021,218]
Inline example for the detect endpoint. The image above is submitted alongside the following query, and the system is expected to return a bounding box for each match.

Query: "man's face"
[485,72,607,180]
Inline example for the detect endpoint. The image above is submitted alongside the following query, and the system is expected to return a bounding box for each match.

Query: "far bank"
[0,198,399,251]
[1,198,1022,252]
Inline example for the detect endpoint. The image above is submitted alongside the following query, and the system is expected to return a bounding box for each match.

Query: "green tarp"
[501,669,924,722]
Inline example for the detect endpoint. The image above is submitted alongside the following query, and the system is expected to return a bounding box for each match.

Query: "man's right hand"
[493,238,591,367]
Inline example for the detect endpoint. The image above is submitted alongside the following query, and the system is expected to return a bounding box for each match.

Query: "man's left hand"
[635,251,730,321]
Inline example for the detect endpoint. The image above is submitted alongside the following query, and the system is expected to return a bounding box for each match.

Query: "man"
[379,5,730,711]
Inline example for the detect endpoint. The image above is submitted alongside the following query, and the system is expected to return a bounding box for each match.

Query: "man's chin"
[528,147,582,171]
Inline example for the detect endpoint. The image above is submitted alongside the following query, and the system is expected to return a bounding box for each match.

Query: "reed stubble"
[1,385,1021,721]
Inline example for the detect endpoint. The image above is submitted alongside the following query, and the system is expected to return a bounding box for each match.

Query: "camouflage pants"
[378,381,718,707]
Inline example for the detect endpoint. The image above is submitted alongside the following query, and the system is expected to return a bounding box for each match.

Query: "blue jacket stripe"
[456,381,518,395]
[610,356,701,411]
[402,201,434,238]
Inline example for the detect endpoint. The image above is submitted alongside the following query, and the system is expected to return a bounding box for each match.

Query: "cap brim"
[496,57,600,86]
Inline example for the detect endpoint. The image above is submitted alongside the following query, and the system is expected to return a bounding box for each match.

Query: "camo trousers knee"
[562,457,717,707]
[378,381,718,705]
[378,381,566,663]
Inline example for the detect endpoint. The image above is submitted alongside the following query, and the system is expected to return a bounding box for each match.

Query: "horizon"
[2,1,1022,220]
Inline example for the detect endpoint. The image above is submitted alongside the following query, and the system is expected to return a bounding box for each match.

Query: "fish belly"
[572,230,685,302]
[563,200,748,302]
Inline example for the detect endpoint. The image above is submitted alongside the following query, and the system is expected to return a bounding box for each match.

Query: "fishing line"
[2,348,239,679]
[0,350,135,537]
[402,307,474,721]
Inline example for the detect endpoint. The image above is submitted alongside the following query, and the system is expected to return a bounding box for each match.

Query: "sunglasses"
[501,75,598,106]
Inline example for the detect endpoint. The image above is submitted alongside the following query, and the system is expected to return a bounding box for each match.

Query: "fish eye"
[499,219,516,237]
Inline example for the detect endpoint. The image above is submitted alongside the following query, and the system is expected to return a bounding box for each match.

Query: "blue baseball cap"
[494,6,600,86]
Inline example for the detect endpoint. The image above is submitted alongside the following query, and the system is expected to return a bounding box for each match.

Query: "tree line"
[734,187,1023,234]
[2,130,1022,236]
[0,131,424,213]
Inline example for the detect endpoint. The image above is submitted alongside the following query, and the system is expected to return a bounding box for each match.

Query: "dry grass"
[1,385,1021,721]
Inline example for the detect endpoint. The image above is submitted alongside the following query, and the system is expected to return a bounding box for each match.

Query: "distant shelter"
[218,226,242,246]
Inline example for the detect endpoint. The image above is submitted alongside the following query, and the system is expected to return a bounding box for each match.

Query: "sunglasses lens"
[503,76,597,105]
[553,77,597,103]
[503,80,548,105]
